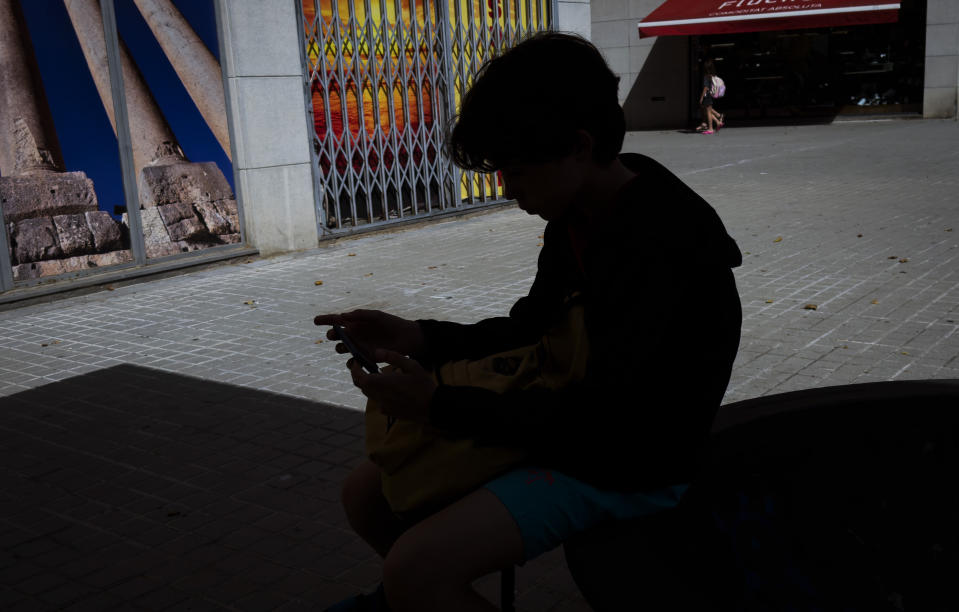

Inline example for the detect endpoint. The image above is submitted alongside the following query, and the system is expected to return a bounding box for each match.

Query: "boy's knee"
[340,461,381,518]
[382,546,437,611]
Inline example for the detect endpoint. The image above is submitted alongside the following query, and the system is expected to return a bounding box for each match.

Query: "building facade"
[1,0,950,301]
[592,0,958,129]
[0,0,591,301]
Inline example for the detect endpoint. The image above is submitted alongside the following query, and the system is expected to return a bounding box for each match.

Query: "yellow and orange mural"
[301,0,549,229]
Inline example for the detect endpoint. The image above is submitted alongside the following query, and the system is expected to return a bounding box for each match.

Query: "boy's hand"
[348,349,437,422]
[314,309,425,359]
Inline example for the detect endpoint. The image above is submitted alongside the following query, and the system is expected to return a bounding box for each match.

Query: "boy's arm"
[413,223,567,365]
[427,190,743,489]
[428,246,677,444]
[428,265,740,490]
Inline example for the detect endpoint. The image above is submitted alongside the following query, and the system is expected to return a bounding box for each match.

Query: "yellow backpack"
[365,293,589,518]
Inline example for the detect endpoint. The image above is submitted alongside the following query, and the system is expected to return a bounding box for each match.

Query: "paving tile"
[0,120,957,609]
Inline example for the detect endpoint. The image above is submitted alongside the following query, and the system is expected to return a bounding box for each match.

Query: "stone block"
[555,1,591,40]
[137,161,233,208]
[12,249,133,281]
[194,201,232,235]
[592,0,628,23]
[592,20,632,49]
[85,211,124,252]
[215,199,241,234]
[629,0,666,19]
[145,241,181,259]
[923,87,957,118]
[229,77,312,169]
[140,206,171,249]
[157,202,209,241]
[924,54,959,88]
[11,217,61,264]
[174,239,220,253]
[599,45,629,79]
[0,171,98,223]
[927,0,959,25]
[83,249,133,269]
[220,1,302,77]
[629,44,652,75]
[53,214,94,257]
[13,258,64,280]
[237,163,317,255]
[925,23,959,57]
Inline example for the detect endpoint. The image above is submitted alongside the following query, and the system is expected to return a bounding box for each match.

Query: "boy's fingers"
[348,358,367,385]
[313,314,344,326]
[377,349,419,373]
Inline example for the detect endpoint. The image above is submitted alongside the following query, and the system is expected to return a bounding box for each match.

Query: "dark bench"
[502,379,959,610]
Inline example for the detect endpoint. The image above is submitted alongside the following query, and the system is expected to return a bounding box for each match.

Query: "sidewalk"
[1,119,957,610]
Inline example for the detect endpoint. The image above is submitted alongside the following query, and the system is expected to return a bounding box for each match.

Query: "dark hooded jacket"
[416,153,743,492]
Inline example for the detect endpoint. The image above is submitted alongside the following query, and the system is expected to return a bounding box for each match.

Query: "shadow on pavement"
[0,364,376,610]
[566,379,959,611]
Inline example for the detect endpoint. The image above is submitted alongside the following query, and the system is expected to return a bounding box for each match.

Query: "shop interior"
[691,0,927,124]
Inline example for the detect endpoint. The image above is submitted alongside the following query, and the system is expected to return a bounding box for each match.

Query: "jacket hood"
[618,152,742,269]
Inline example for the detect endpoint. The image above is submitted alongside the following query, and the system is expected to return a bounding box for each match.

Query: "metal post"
[0,206,12,290]
[100,0,147,265]
[293,0,329,237]
[215,0,249,244]
[437,0,461,210]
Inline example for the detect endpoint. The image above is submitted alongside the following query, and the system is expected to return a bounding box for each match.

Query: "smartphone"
[332,324,379,374]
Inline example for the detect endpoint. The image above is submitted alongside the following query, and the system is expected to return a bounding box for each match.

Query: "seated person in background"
[315,32,743,612]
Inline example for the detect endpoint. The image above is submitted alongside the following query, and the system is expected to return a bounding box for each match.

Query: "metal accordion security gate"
[300,0,551,235]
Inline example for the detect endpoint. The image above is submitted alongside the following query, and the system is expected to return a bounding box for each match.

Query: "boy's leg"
[382,487,524,612]
[341,459,408,558]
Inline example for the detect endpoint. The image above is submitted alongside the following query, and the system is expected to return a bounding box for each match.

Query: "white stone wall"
[217,0,318,256]
[556,0,592,41]
[923,0,959,118]
[591,0,690,129]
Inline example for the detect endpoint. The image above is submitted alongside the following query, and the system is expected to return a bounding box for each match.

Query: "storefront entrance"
[690,0,926,123]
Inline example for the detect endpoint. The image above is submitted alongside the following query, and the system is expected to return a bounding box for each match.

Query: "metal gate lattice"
[301,0,551,235]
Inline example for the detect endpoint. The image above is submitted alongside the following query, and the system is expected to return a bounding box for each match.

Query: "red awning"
[638,0,899,38]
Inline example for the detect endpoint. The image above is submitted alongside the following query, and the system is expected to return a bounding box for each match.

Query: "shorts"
[483,467,688,562]
[702,94,714,107]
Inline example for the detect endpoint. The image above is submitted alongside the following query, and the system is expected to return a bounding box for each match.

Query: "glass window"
[694,0,927,122]
[1,0,134,283]
[114,0,239,260]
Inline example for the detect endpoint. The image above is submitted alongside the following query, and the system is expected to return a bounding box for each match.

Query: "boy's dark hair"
[703,59,716,76]
[445,32,624,172]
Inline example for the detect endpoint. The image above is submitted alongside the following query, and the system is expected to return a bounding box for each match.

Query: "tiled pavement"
[1,366,581,611]
[1,118,958,609]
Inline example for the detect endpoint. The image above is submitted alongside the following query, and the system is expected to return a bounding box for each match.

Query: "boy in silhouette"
[315,32,742,611]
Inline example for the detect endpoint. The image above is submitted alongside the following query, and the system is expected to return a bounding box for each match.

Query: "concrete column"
[64,0,186,176]
[218,0,318,255]
[0,0,66,176]
[132,0,232,160]
[922,0,959,119]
